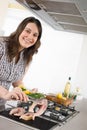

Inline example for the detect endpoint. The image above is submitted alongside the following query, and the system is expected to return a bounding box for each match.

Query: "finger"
[15,90,28,102]
[23,93,29,102]
[14,91,23,101]
[20,91,29,102]
[5,92,18,100]
[10,92,19,100]
[16,87,29,102]
[13,88,23,101]
[13,88,29,102]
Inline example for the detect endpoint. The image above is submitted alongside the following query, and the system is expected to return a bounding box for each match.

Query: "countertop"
[0,98,87,130]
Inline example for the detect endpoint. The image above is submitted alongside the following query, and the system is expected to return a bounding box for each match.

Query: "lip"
[23,38,34,46]
[24,38,30,43]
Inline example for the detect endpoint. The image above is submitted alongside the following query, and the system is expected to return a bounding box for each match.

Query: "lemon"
[18,85,25,89]
[56,93,63,99]
[24,90,31,95]
[18,85,27,91]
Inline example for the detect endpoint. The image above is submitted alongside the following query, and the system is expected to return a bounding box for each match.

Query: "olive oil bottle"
[63,77,71,98]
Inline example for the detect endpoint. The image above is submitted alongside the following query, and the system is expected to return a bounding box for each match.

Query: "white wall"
[24,29,83,94]
[2,8,87,97]
[75,35,87,98]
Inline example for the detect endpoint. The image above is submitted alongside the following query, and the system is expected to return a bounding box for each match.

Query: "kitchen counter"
[0,98,87,130]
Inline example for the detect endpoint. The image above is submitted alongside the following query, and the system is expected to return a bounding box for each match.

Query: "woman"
[0,17,42,102]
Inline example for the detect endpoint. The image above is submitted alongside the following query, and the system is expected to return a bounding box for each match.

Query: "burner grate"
[42,100,79,123]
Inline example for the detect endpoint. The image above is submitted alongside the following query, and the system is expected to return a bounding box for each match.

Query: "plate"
[28,93,45,100]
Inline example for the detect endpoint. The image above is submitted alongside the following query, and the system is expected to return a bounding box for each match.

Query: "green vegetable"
[28,93,45,99]
[21,88,26,91]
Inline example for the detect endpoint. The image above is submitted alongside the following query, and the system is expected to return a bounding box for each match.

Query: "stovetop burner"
[41,100,79,123]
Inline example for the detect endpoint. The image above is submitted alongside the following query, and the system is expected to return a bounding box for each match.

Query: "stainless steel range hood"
[15,0,87,35]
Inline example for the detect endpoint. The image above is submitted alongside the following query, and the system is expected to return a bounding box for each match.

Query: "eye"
[33,33,39,38]
[25,29,31,33]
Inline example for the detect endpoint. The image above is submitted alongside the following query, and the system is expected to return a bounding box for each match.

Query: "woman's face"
[19,22,39,51]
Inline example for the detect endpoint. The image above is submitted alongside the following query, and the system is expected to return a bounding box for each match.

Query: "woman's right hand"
[4,87,29,102]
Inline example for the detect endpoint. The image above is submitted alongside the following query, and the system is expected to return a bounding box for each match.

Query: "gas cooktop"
[0,100,79,130]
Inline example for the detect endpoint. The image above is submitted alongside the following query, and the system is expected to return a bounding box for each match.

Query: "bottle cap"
[69,77,71,80]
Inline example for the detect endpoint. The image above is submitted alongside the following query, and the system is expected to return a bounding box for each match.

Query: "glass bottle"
[63,77,71,98]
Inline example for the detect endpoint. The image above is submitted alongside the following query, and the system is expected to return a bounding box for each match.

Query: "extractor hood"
[15,0,87,35]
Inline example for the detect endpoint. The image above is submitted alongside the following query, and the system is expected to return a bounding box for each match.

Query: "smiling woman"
[0,16,42,102]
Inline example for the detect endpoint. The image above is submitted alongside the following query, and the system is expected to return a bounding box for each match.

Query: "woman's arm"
[0,85,8,98]
[12,80,38,93]
[12,79,25,88]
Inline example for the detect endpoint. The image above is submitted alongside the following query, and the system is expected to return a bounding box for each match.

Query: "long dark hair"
[5,17,42,67]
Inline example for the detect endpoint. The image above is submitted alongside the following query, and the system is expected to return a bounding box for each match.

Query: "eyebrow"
[25,27,39,34]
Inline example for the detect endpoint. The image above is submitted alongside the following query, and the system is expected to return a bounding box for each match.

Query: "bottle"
[63,77,71,98]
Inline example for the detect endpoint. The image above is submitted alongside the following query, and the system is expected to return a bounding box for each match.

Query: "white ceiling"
[15,0,87,34]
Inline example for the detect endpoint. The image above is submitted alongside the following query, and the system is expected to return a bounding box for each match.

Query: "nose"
[28,33,34,42]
